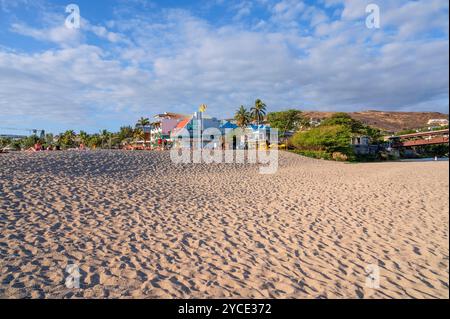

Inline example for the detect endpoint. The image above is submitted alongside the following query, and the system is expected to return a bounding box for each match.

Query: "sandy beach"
[0,150,448,298]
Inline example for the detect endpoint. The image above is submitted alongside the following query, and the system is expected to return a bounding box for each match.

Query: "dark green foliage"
[250,99,267,124]
[322,112,382,141]
[118,126,134,141]
[0,137,12,148]
[290,113,387,161]
[289,149,332,160]
[267,109,307,135]
[234,106,251,128]
[291,124,354,158]
[58,130,77,149]
[20,135,41,149]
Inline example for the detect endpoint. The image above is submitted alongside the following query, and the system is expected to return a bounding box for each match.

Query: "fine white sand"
[0,150,448,298]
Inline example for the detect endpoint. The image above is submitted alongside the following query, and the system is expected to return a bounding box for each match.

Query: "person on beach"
[28,142,42,152]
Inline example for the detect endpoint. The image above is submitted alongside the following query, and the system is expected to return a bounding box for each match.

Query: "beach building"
[150,112,187,143]
[219,120,238,136]
[351,135,369,155]
[167,110,274,150]
[171,112,221,135]
[170,112,221,148]
[244,124,271,149]
[197,113,221,134]
[220,124,272,150]
[427,119,449,127]
[350,135,380,155]
[309,118,322,127]
[218,121,239,150]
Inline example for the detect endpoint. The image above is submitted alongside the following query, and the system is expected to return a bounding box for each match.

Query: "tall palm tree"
[136,117,151,145]
[250,99,267,126]
[64,130,76,138]
[133,128,144,141]
[234,105,251,128]
[44,133,54,146]
[136,117,150,128]
[100,129,111,149]
[60,130,76,149]
[250,99,267,150]
[78,130,89,145]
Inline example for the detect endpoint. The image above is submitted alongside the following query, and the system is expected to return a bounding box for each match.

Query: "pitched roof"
[249,124,270,131]
[154,112,187,120]
[220,121,238,129]
[172,117,192,134]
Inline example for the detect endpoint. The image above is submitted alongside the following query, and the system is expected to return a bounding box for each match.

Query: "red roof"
[172,117,191,134]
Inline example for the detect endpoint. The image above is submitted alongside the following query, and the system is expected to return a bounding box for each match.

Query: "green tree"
[118,126,134,142]
[59,130,76,149]
[44,133,54,147]
[19,135,42,149]
[322,112,382,142]
[87,134,101,149]
[321,113,364,132]
[133,128,144,141]
[99,129,111,148]
[78,131,90,145]
[0,137,12,149]
[136,117,150,128]
[267,109,306,136]
[250,99,267,125]
[136,117,150,144]
[291,124,354,158]
[234,105,251,128]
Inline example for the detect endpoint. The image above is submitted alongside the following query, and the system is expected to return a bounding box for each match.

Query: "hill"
[302,110,449,132]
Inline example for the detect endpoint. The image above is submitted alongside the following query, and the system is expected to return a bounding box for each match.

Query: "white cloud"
[271,0,306,25]
[0,1,448,132]
[233,1,253,20]
[10,23,82,46]
[85,23,128,43]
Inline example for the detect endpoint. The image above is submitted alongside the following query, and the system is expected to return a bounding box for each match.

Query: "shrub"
[290,149,332,160]
[20,135,41,149]
[291,124,354,155]
[332,152,348,161]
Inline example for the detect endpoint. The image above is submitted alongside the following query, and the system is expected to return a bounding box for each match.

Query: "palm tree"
[78,130,89,145]
[250,99,267,126]
[136,117,150,128]
[44,133,54,147]
[133,128,144,140]
[250,99,267,150]
[59,130,76,149]
[136,117,151,145]
[64,130,76,138]
[99,129,111,149]
[234,105,251,128]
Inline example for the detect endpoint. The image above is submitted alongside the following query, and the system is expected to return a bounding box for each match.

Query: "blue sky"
[0,0,448,134]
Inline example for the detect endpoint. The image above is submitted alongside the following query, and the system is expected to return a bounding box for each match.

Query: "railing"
[401,136,449,147]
